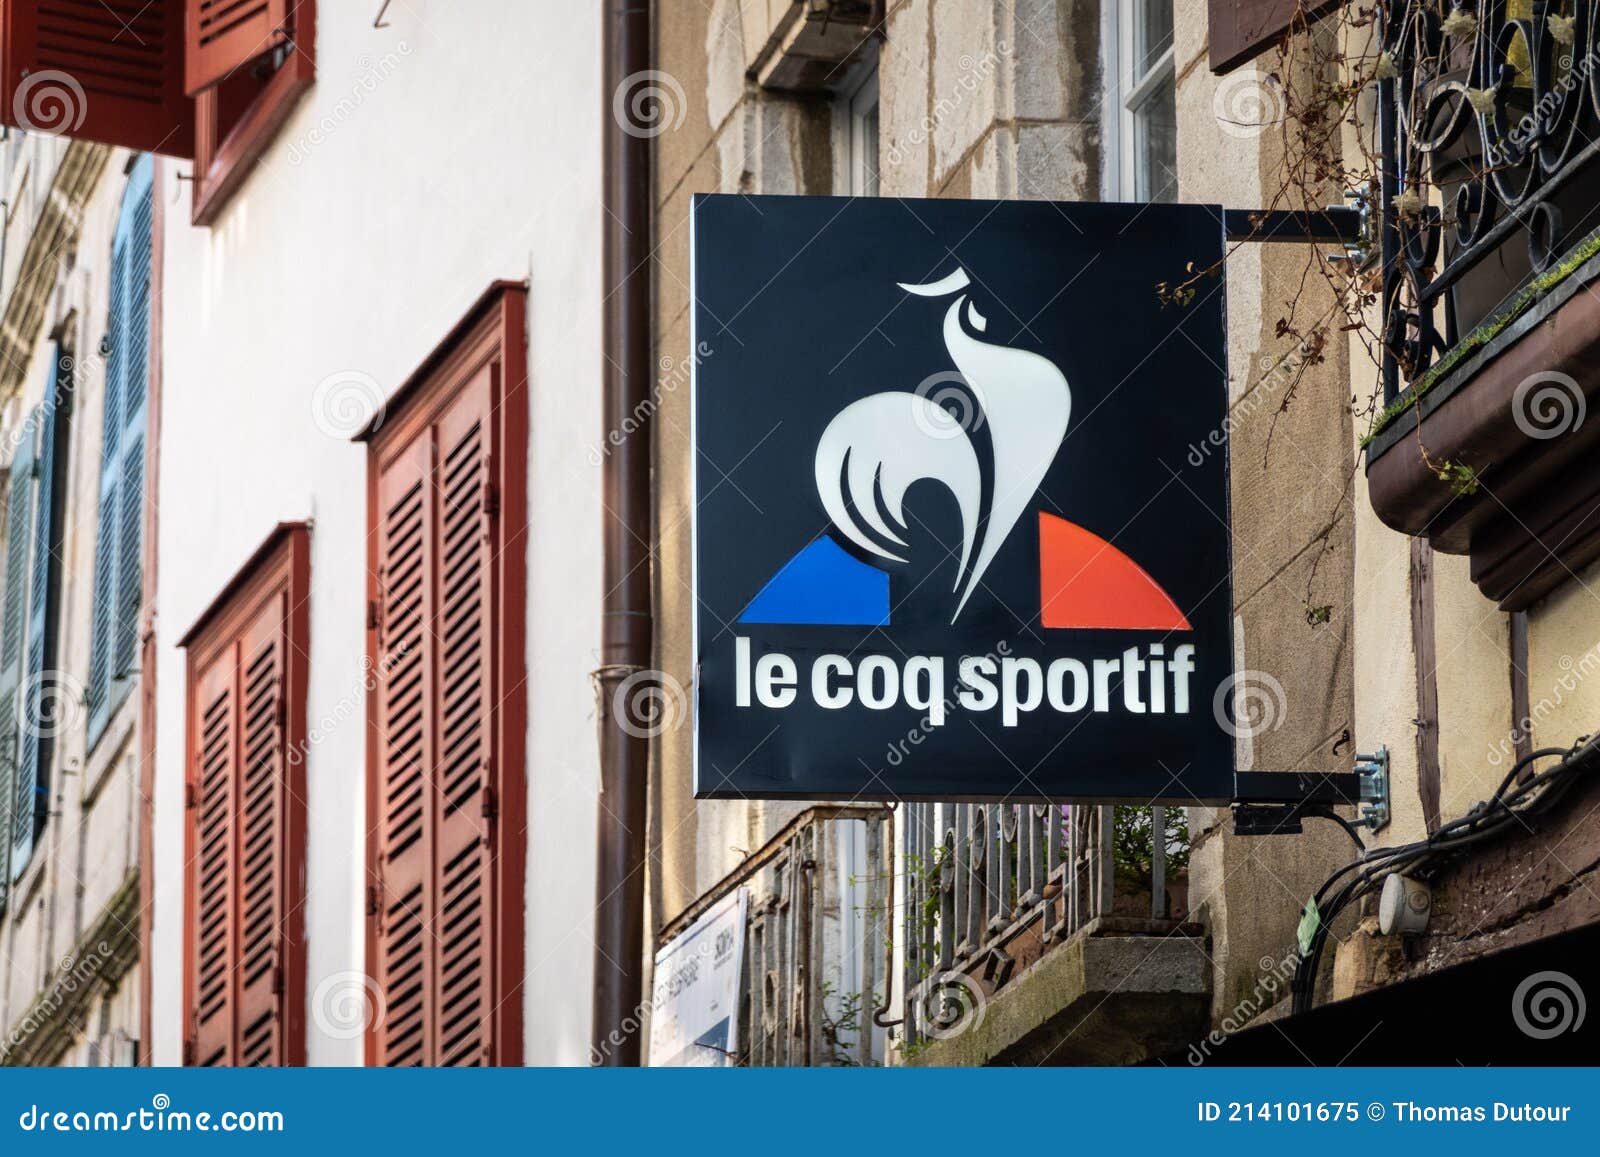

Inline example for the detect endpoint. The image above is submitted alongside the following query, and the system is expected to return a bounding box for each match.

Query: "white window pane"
[1138,0,1174,76]
[1134,71,1177,202]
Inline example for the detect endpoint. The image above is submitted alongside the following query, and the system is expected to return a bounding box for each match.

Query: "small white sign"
[647,888,747,1067]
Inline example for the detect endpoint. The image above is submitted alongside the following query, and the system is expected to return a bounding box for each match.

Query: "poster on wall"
[691,195,1235,803]
[646,888,747,1067]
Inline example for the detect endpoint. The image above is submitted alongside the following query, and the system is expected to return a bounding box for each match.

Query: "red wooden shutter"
[0,0,192,157]
[371,436,432,1065]
[431,372,497,1066]
[1209,0,1347,74]
[189,650,237,1066]
[186,0,292,95]
[366,284,527,1067]
[182,524,308,1067]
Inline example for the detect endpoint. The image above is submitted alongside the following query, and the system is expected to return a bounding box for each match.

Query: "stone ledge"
[903,923,1211,1066]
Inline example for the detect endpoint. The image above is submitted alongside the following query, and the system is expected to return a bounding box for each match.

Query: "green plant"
[1112,806,1190,899]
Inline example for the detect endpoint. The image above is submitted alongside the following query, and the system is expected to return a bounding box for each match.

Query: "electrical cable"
[1304,806,1367,852]
[1290,734,1599,1015]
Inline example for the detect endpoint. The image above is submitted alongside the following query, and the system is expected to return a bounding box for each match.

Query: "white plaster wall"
[152,2,602,1065]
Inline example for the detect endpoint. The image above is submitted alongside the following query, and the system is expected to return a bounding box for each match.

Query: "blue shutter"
[87,155,154,747]
[0,419,38,907]
[14,354,71,875]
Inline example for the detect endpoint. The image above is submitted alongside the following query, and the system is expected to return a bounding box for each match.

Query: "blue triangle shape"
[739,536,890,626]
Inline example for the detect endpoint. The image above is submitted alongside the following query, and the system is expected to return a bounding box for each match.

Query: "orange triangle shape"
[1039,512,1191,630]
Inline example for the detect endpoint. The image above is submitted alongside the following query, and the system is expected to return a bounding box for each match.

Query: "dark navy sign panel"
[692,194,1234,803]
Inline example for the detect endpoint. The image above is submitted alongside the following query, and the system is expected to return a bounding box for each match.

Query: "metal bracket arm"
[1231,746,1391,837]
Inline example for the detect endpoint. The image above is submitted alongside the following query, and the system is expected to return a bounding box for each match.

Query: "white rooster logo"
[814,267,1072,622]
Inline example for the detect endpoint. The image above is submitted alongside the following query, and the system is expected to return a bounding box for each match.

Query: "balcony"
[895,803,1208,1066]
[1365,1,1600,609]
[659,802,1209,1066]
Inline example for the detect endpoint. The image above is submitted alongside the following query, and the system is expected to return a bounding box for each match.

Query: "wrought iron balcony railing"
[1379,0,1600,401]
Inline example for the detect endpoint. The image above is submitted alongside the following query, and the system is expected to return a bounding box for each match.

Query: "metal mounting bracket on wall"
[1355,745,1390,833]
[1230,746,1391,838]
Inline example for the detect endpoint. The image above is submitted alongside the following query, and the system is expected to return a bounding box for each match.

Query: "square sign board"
[692,195,1234,803]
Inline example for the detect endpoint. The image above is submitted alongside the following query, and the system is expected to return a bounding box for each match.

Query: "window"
[180,522,309,1067]
[362,283,527,1066]
[1105,0,1176,202]
[189,1,316,225]
[0,346,72,901]
[87,156,154,748]
[847,70,879,197]
[0,1,316,224]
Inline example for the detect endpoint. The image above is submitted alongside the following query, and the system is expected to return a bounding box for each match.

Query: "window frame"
[1103,1,1177,202]
[86,155,155,751]
[190,0,317,226]
[846,68,880,198]
[359,281,528,1067]
[178,521,310,1067]
[8,348,73,883]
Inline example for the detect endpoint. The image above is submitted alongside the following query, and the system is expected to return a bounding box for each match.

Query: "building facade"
[0,133,151,1066]
[0,0,1595,1068]
[643,0,1600,1065]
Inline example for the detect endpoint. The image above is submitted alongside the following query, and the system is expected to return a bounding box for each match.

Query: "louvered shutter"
[88,156,153,746]
[371,403,502,1067]
[371,436,431,1066]
[0,423,37,908]
[183,524,307,1067]
[189,647,237,1066]
[1209,0,1347,73]
[0,0,192,157]
[431,376,498,1066]
[13,355,71,875]
[185,0,292,95]
[369,315,523,1066]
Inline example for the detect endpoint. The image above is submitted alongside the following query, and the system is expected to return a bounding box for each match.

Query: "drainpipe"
[592,0,655,1067]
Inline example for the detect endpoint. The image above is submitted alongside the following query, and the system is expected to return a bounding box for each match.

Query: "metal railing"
[896,802,1187,1049]
[1379,0,1600,402]
[658,804,892,1067]
[659,800,1188,1062]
